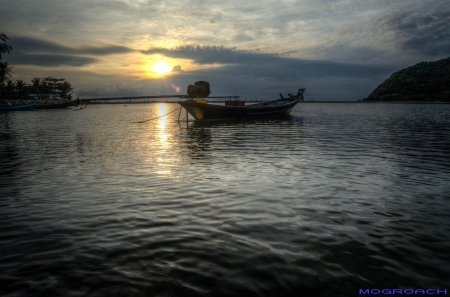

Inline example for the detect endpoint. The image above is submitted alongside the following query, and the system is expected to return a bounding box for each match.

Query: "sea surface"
[1,103,449,297]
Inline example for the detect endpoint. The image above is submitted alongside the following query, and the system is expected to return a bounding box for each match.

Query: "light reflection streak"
[154,103,172,176]
[157,103,168,130]
[156,103,169,148]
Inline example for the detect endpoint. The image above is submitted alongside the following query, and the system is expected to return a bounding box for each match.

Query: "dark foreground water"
[1,103,449,297]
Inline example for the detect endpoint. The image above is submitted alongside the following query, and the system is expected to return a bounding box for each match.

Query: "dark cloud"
[172,65,184,72]
[386,7,450,57]
[166,65,390,101]
[9,36,134,55]
[141,46,273,65]
[5,36,134,67]
[7,51,97,67]
[142,45,397,79]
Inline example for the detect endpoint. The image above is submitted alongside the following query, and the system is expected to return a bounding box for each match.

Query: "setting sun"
[151,61,171,74]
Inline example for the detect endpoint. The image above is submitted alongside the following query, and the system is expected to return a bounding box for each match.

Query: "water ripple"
[1,103,450,296]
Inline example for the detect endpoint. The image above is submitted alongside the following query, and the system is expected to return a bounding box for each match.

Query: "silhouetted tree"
[0,62,14,100]
[31,77,43,96]
[0,33,12,60]
[59,81,73,99]
[0,35,75,102]
[2,80,15,99]
[14,79,28,98]
[0,33,13,102]
[0,62,13,81]
[44,76,65,96]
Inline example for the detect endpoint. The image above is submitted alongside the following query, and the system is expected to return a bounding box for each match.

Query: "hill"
[364,57,450,101]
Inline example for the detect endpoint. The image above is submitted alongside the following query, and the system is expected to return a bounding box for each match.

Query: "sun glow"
[151,61,171,74]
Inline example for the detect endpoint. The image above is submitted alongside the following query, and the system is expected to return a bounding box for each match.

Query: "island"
[363,57,450,102]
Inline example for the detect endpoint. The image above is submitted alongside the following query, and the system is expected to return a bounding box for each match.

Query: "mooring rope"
[133,107,182,123]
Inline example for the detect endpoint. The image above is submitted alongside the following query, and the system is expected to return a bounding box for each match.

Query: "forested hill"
[364,57,450,101]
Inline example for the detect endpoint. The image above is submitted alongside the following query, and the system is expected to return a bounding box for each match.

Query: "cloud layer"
[1,0,449,100]
[143,45,396,78]
[9,36,134,56]
[6,36,134,66]
[8,53,97,67]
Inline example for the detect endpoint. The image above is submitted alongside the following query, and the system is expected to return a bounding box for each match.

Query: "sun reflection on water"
[157,103,169,130]
[156,103,170,150]
[141,103,182,177]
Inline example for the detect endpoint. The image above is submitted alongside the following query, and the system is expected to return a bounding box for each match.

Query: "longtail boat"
[178,88,305,120]
[36,100,75,109]
[0,101,39,111]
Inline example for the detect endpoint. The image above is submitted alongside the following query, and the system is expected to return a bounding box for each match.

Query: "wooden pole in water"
[186,109,188,125]
[177,107,182,123]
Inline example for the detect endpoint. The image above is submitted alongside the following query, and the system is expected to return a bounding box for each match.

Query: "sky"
[1,0,449,101]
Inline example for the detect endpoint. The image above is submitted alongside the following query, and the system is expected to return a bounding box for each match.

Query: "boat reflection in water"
[189,114,303,128]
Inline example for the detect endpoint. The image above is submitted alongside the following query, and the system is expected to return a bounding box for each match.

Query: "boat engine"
[187,81,211,98]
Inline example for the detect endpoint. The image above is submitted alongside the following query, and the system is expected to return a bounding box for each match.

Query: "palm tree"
[0,61,13,81]
[3,80,15,99]
[59,81,73,99]
[14,79,28,99]
[41,77,53,95]
[30,77,46,99]
[31,77,42,92]
[0,61,14,101]
[0,33,13,60]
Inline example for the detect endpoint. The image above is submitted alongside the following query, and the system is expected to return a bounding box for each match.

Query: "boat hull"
[36,101,74,109]
[179,98,300,120]
[0,102,39,111]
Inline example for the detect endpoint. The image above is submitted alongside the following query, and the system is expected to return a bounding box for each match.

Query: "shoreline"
[87,100,450,105]
[302,101,450,104]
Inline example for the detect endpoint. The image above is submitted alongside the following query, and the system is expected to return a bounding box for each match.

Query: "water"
[1,103,449,297]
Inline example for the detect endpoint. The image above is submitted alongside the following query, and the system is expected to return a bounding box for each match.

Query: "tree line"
[1,33,74,101]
